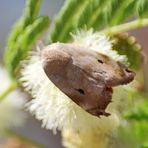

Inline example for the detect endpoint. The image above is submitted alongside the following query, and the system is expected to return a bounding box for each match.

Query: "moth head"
[41,44,72,75]
[41,43,135,117]
[86,52,135,87]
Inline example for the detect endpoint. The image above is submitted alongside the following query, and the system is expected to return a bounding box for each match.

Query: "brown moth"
[41,43,135,117]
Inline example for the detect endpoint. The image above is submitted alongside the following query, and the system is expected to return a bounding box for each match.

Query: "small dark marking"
[97,59,103,64]
[125,68,132,73]
[76,89,85,95]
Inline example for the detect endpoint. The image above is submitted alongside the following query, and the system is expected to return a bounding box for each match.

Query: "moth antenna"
[36,40,45,52]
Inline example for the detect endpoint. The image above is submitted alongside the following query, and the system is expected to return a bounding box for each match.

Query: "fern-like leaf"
[4,0,50,77]
[87,0,119,29]
[109,0,136,26]
[5,0,42,49]
[6,16,50,76]
[49,0,148,44]
[49,0,94,42]
[136,0,148,18]
[112,33,142,70]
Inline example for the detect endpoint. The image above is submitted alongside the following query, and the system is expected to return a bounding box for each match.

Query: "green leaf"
[87,0,119,29]
[76,0,101,29]
[5,0,42,47]
[76,0,119,30]
[136,0,148,18]
[49,0,116,42]
[48,0,89,43]
[25,0,42,22]
[109,0,136,26]
[4,0,50,77]
[112,33,142,70]
[5,16,50,76]
[49,0,148,44]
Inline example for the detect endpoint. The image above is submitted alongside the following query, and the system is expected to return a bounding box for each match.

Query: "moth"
[41,43,135,117]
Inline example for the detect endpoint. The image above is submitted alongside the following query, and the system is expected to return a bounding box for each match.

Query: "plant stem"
[0,81,17,102]
[103,18,148,35]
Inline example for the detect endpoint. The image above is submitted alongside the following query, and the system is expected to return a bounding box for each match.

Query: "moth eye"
[76,89,85,95]
[97,59,103,64]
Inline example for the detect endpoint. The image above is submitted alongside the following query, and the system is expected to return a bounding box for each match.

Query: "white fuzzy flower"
[71,28,128,64]
[20,30,131,147]
[20,51,120,132]
[20,30,125,133]
[0,66,27,132]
